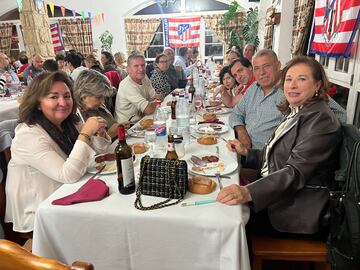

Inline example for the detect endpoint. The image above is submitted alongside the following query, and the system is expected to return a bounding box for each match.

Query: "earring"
[314,91,319,97]
[37,106,41,110]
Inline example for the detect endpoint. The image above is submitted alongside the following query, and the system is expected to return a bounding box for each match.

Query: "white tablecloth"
[32,114,251,270]
[0,99,19,122]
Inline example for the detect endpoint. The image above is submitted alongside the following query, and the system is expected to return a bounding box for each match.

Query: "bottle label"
[167,142,175,151]
[154,121,166,137]
[121,157,135,187]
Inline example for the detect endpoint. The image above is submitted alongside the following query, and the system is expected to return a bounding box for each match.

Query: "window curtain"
[291,0,315,56]
[0,23,13,56]
[202,12,246,48]
[58,18,93,55]
[124,18,161,54]
[263,7,274,49]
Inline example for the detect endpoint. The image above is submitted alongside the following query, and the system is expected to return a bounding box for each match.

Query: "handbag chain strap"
[134,157,184,210]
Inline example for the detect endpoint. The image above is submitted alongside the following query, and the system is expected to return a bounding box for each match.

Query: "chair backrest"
[104,70,121,89]
[0,239,94,270]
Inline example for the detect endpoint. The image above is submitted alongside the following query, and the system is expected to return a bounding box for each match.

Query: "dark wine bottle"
[165,134,178,160]
[188,79,195,102]
[115,125,135,194]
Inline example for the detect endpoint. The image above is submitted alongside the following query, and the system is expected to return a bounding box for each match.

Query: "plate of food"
[88,153,117,175]
[127,119,154,138]
[187,153,237,176]
[131,142,150,154]
[196,123,228,134]
[196,135,218,145]
[205,106,232,115]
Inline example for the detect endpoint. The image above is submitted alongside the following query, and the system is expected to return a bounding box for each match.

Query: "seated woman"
[150,54,171,97]
[73,69,130,141]
[217,56,342,238]
[5,71,111,233]
[212,65,239,107]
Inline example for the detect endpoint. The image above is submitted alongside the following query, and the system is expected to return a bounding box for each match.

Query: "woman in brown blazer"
[217,56,342,238]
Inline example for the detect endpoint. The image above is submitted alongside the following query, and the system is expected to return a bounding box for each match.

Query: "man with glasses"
[0,52,20,85]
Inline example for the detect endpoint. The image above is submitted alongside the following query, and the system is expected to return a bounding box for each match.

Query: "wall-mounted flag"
[163,17,201,48]
[309,0,360,58]
[50,23,64,52]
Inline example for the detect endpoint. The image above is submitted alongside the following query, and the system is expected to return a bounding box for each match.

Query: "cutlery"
[89,164,106,180]
[215,146,223,189]
[128,115,136,121]
[181,199,216,207]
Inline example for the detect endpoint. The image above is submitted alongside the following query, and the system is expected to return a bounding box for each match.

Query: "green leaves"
[243,7,259,48]
[99,30,113,52]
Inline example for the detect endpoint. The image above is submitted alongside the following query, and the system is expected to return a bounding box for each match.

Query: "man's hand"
[234,125,252,149]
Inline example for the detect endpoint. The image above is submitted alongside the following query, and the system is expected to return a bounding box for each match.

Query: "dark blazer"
[244,101,342,234]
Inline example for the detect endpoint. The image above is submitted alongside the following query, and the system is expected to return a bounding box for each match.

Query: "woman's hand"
[213,85,226,99]
[227,139,248,156]
[216,184,252,205]
[81,116,108,137]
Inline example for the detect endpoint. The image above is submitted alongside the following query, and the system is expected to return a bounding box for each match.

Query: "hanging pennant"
[88,11,92,21]
[16,0,23,12]
[101,13,105,22]
[81,11,85,21]
[49,2,55,17]
[72,9,76,17]
[60,6,66,17]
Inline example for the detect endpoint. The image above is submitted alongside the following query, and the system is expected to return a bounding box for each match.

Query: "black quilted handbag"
[134,155,188,210]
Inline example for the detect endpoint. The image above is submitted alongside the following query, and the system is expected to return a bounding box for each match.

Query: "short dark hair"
[178,47,188,57]
[55,54,65,61]
[43,59,59,72]
[101,51,116,66]
[219,65,232,85]
[155,53,167,64]
[65,53,82,68]
[19,71,78,125]
[228,57,252,72]
[19,54,28,65]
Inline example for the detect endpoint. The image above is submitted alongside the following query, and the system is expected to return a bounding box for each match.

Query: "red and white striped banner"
[50,23,64,52]
[166,17,200,48]
[309,0,360,57]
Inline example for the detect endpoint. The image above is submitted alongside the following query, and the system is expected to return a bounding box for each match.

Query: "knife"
[89,164,106,180]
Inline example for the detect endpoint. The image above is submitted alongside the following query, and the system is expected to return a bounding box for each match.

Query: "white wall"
[0,0,259,55]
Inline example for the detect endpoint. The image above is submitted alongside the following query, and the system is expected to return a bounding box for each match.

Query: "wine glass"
[193,94,203,112]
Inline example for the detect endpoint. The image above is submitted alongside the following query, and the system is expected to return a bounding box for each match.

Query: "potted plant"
[99,30,113,52]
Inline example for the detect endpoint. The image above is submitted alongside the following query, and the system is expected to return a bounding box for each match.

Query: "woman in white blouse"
[5,71,111,233]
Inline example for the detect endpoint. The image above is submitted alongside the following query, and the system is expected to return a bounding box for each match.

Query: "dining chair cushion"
[52,179,109,205]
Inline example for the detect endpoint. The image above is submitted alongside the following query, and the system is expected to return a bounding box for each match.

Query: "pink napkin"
[52,179,109,205]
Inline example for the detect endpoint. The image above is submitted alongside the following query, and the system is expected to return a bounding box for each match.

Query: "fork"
[215,146,223,189]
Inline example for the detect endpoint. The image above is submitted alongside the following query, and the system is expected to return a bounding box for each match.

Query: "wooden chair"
[251,235,331,270]
[0,239,94,270]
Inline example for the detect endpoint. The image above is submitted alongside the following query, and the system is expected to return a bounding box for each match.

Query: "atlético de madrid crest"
[322,0,345,44]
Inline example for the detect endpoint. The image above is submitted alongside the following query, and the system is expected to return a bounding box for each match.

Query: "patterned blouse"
[150,68,172,97]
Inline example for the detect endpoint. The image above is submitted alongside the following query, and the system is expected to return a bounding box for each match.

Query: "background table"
[0,99,19,122]
[32,113,251,270]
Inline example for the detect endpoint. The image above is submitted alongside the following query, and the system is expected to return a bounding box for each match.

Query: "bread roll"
[132,143,147,154]
[202,113,217,122]
[188,176,216,194]
[209,100,222,107]
[197,135,217,145]
[139,119,153,129]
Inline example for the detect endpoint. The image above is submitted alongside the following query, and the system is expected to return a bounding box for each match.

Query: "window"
[204,26,224,63]
[335,57,350,73]
[144,21,224,64]
[319,55,329,68]
[144,23,164,61]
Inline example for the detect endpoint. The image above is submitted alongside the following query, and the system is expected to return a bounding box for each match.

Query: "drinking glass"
[193,94,203,112]
[144,128,156,156]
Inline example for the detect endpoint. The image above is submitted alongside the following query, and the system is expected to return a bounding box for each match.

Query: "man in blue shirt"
[23,54,44,85]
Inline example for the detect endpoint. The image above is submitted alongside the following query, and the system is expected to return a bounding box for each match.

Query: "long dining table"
[32,105,251,270]
[0,98,19,122]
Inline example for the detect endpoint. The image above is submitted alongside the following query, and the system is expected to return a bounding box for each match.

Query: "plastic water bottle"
[153,100,167,152]
[176,93,190,144]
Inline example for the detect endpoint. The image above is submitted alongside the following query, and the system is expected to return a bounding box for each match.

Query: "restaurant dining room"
[0,0,360,270]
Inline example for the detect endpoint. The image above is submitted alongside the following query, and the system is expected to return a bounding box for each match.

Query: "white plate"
[205,106,233,115]
[186,148,237,176]
[195,123,229,134]
[87,154,117,175]
[127,125,145,138]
